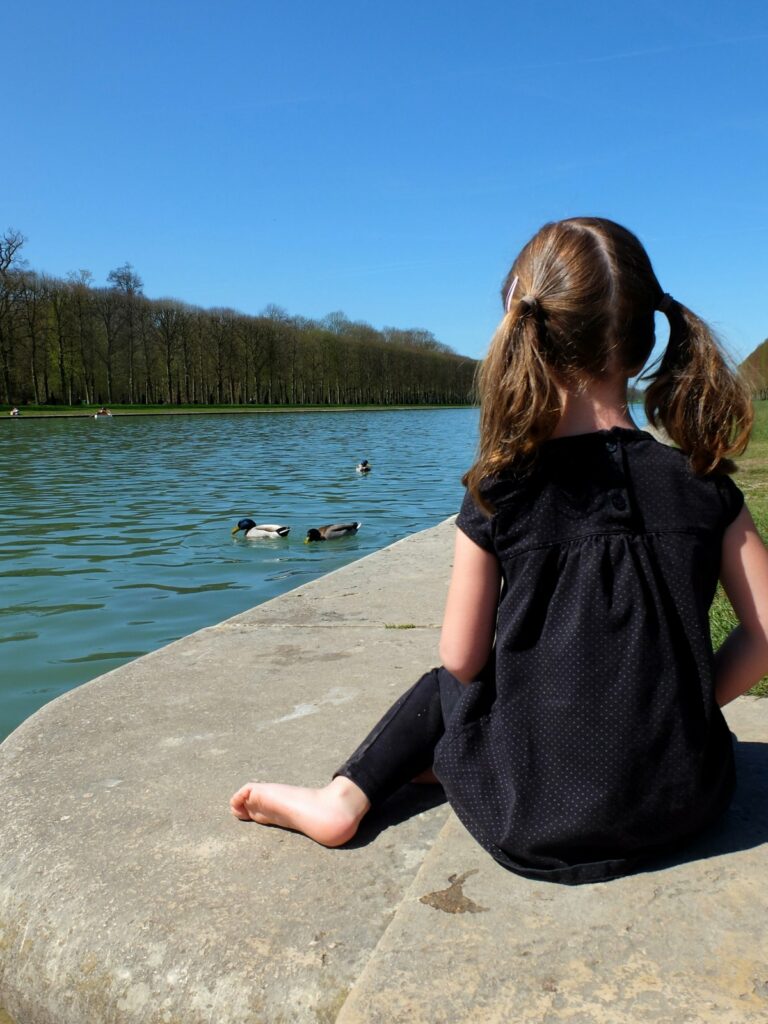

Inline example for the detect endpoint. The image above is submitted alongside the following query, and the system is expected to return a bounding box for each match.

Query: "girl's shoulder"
[457,428,745,552]
[613,429,745,530]
[456,465,543,551]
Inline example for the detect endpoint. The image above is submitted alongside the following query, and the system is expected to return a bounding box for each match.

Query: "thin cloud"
[511,32,768,72]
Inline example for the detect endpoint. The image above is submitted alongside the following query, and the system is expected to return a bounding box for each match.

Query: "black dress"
[432,427,744,884]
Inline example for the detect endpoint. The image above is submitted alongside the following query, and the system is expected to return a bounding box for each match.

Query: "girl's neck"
[551,375,637,438]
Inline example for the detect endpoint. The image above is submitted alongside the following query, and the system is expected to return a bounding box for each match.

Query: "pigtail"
[463,300,561,512]
[643,298,753,475]
[464,218,746,510]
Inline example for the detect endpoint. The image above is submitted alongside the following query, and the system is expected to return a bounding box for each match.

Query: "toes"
[230,783,255,819]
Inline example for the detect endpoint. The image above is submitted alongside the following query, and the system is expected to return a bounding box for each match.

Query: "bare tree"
[153,301,184,405]
[108,263,143,403]
[67,271,96,404]
[19,272,48,404]
[93,286,125,404]
[0,229,27,403]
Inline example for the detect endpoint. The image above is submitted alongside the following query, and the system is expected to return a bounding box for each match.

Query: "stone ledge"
[2,515,767,1024]
[0,521,456,1024]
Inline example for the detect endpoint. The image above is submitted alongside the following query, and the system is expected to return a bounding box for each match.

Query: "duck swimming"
[232,519,290,539]
[356,460,372,473]
[305,522,361,543]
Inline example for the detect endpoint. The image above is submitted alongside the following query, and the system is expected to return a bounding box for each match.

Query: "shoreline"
[0,399,479,741]
[0,516,451,745]
[2,404,475,420]
[0,519,459,1023]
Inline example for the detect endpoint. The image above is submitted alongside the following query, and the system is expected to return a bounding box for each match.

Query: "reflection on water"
[0,409,480,740]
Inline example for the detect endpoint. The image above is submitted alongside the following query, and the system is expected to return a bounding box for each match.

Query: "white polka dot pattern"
[434,428,744,884]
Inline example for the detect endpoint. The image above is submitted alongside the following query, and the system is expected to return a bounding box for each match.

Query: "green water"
[0,408,480,740]
[0,405,648,742]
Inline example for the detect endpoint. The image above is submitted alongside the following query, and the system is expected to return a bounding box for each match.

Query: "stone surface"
[2,515,768,1024]
[226,518,453,631]
[337,697,768,1024]
[0,523,455,1024]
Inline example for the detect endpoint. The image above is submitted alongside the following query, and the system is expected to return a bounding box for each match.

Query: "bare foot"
[229,776,371,847]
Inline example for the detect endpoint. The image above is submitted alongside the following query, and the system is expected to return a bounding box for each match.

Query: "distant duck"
[232,518,290,539]
[305,522,362,543]
[356,460,372,474]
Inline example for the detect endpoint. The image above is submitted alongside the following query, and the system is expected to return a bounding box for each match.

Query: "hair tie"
[520,294,538,308]
[505,276,519,313]
[657,292,675,314]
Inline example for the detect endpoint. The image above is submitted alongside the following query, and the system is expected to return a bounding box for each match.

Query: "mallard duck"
[356,460,372,474]
[305,522,362,543]
[232,518,290,539]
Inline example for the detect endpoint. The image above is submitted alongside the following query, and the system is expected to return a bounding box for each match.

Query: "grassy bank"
[711,400,768,696]
[3,403,473,419]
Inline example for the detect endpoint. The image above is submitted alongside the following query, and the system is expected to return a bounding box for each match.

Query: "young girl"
[231,217,768,884]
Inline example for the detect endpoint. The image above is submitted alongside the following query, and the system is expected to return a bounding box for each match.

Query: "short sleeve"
[456,489,495,552]
[715,474,745,528]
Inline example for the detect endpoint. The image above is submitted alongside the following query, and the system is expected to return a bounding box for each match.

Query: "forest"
[0,230,477,408]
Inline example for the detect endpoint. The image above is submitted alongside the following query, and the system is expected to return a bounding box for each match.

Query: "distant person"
[231,217,766,884]
[9,407,19,417]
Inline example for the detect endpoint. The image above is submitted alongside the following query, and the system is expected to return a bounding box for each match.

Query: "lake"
[0,408,480,741]
[0,404,648,742]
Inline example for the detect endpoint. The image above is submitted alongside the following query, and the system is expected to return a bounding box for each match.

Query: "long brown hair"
[464,217,752,508]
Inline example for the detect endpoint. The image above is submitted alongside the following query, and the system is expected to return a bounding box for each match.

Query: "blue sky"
[3,1,767,362]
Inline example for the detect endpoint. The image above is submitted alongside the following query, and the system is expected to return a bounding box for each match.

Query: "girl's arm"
[715,504,768,706]
[439,529,501,684]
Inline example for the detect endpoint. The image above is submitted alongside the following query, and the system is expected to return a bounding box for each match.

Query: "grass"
[710,400,768,697]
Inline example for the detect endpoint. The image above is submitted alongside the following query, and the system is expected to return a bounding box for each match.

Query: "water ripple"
[2,408,653,741]
[0,408,485,740]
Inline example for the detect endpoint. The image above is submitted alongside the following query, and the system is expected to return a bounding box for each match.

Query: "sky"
[2,1,767,363]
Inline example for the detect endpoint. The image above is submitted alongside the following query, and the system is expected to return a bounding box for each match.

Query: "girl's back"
[231,217,768,887]
[436,427,743,884]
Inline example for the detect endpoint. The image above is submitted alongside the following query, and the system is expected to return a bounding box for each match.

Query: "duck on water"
[305,523,362,543]
[231,519,290,539]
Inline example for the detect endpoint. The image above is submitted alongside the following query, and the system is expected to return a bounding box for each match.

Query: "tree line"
[740,337,768,400]
[0,230,477,408]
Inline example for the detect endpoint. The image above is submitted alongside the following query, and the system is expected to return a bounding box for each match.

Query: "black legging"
[334,667,465,803]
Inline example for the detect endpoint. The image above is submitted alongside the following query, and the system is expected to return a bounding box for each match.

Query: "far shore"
[3,403,475,420]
